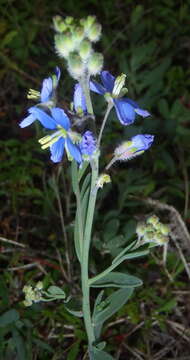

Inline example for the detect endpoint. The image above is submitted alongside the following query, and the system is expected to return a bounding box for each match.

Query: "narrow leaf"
[91,271,142,288]
[93,287,133,339]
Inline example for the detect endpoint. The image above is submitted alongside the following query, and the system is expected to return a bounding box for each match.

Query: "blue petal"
[113,99,136,125]
[50,137,65,163]
[40,77,53,102]
[19,113,36,128]
[124,97,139,108]
[124,98,150,118]
[29,107,56,129]
[134,108,151,117]
[73,83,87,113]
[90,80,106,95]
[100,71,115,92]
[66,137,82,163]
[55,67,61,82]
[51,108,70,130]
[131,134,154,151]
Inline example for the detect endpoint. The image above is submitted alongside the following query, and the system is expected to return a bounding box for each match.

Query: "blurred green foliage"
[0,0,190,358]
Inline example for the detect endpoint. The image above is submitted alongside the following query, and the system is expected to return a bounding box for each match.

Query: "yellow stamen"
[27,89,40,100]
[38,135,52,144]
[41,135,61,149]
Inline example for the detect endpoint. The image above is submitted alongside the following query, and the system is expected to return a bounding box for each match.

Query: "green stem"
[97,103,113,147]
[81,159,99,353]
[75,183,84,256]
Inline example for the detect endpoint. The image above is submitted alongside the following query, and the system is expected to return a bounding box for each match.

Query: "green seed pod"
[87,23,102,42]
[87,52,103,75]
[53,16,67,33]
[78,39,92,61]
[68,53,84,79]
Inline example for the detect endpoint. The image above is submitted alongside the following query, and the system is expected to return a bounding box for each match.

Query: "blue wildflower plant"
[19,15,164,360]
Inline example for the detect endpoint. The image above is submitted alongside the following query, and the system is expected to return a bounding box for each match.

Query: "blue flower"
[79,131,97,156]
[20,106,82,163]
[90,71,150,125]
[27,67,61,106]
[40,66,61,103]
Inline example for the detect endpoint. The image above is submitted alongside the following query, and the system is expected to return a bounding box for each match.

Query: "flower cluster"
[54,15,103,79]
[136,215,170,246]
[19,17,154,166]
[23,282,43,307]
[20,70,97,163]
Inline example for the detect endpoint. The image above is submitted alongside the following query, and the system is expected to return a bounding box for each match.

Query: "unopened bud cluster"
[23,281,43,307]
[136,215,170,246]
[53,15,103,79]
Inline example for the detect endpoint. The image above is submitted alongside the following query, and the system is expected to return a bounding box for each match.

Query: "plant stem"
[81,159,99,354]
[75,181,84,257]
[97,103,113,147]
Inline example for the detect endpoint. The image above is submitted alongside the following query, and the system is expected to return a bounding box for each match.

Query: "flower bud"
[78,39,92,61]
[112,74,126,98]
[36,281,43,290]
[145,224,154,232]
[68,53,84,79]
[147,215,159,226]
[87,52,103,75]
[65,16,74,25]
[72,26,85,47]
[154,232,169,245]
[136,222,147,237]
[87,23,102,42]
[143,231,155,243]
[83,15,96,32]
[53,16,67,32]
[159,223,170,236]
[96,173,111,189]
[55,33,75,59]
[114,140,143,161]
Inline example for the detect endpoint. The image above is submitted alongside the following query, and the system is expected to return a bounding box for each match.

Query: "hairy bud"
[53,16,67,33]
[87,52,103,75]
[68,53,84,79]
